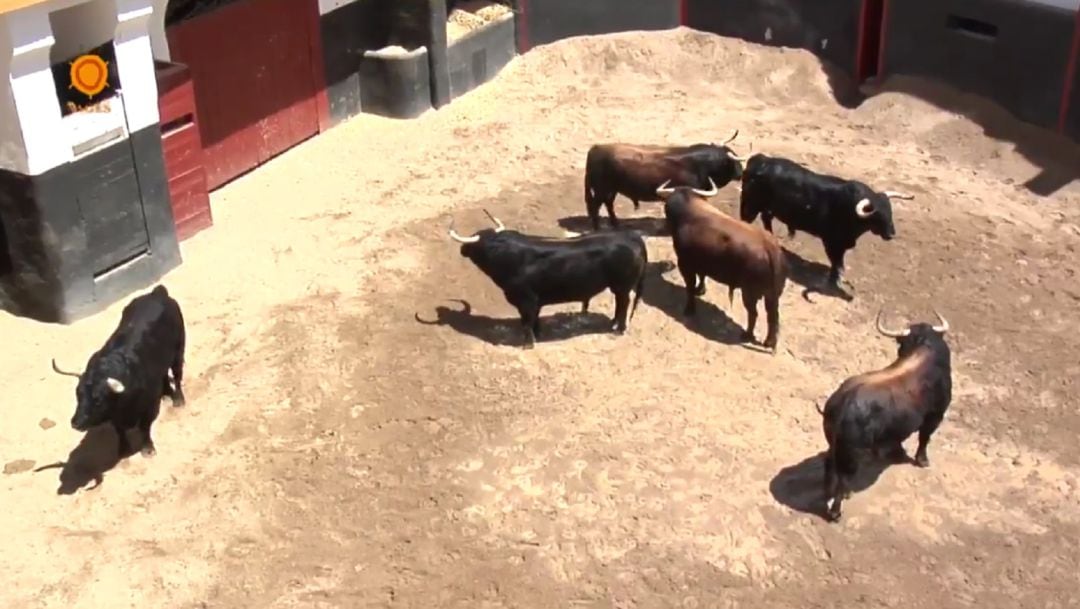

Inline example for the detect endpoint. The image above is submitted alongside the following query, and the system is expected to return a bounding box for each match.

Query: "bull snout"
[70,412,92,432]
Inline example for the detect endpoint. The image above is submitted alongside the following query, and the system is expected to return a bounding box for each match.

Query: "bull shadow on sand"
[556,214,668,238]
[770,450,906,521]
[33,425,147,495]
[415,298,617,347]
[781,249,855,303]
[641,261,771,352]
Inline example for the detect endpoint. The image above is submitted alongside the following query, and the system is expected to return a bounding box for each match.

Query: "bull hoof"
[141,444,157,458]
[740,330,756,344]
[915,455,930,468]
[172,393,186,408]
[824,500,842,522]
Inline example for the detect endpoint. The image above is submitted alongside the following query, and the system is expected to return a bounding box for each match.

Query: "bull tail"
[814,401,824,415]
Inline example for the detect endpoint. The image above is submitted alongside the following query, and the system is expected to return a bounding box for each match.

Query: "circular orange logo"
[69,54,109,97]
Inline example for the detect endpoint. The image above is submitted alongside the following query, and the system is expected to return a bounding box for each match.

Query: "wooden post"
[427,0,451,108]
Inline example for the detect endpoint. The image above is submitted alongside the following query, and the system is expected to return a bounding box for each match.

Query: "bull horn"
[656,179,676,196]
[930,308,950,334]
[727,140,751,162]
[482,209,505,232]
[884,190,914,200]
[722,129,739,145]
[50,358,81,379]
[875,308,911,338]
[448,219,480,244]
[105,377,126,394]
[855,198,874,218]
[690,177,719,198]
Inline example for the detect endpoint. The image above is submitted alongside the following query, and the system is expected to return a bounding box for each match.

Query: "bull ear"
[105,377,126,394]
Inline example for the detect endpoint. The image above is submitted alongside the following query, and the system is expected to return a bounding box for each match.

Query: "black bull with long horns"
[816,308,952,522]
[583,129,748,231]
[50,285,188,458]
[738,153,915,294]
[446,210,648,348]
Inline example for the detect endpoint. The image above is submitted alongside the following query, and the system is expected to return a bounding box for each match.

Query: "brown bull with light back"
[817,309,953,522]
[657,177,787,352]
[583,130,747,231]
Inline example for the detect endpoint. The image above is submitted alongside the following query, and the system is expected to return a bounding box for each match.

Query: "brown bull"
[658,177,787,351]
[584,130,747,231]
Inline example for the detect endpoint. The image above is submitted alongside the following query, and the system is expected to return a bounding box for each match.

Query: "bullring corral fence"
[318,0,1080,144]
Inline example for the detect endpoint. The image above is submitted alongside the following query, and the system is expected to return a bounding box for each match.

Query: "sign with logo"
[68,53,110,98]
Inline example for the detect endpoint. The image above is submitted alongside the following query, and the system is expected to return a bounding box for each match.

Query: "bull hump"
[860,350,930,387]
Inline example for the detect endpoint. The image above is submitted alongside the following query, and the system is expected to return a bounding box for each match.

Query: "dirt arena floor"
[4,28,1080,609]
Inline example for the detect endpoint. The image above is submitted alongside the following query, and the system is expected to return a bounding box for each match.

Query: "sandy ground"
[3,28,1080,609]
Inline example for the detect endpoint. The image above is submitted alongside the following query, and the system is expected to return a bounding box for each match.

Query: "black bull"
[817,309,952,522]
[51,285,187,458]
[583,130,748,231]
[738,153,914,292]
[446,210,648,348]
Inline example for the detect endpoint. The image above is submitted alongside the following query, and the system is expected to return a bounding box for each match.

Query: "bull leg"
[171,346,186,408]
[138,399,162,457]
[823,450,840,520]
[740,291,759,344]
[761,212,775,234]
[824,243,850,291]
[678,264,698,317]
[787,225,796,239]
[515,303,540,349]
[825,443,858,522]
[604,194,619,229]
[581,299,590,313]
[631,198,640,211]
[587,198,603,232]
[763,293,781,352]
[111,419,133,458]
[611,290,630,334]
[914,413,944,468]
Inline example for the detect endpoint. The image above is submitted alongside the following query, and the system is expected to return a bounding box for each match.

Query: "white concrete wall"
[0,0,162,175]
[319,0,361,16]
[148,0,168,60]
[1,7,67,175]
[0,22,27,173]
[114,0,159,132]
[48,0,117,64]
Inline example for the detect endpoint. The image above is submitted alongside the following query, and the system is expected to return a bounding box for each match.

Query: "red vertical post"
[876,0,892,79]
[679,0,688,26]
[1058,7,1080,133]
[516,0,530,52]
[304,0,332,133]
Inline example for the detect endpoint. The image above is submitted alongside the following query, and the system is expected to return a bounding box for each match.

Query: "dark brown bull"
[584,130,747,231]
[658,177,787,352]
[817,309,952,522]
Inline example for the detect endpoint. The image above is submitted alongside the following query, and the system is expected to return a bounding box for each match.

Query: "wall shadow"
[414,298,616,347]
[769,450,900,521]
[860,75,1080,197]
[639,262,752,346]
[33,425,145,495]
